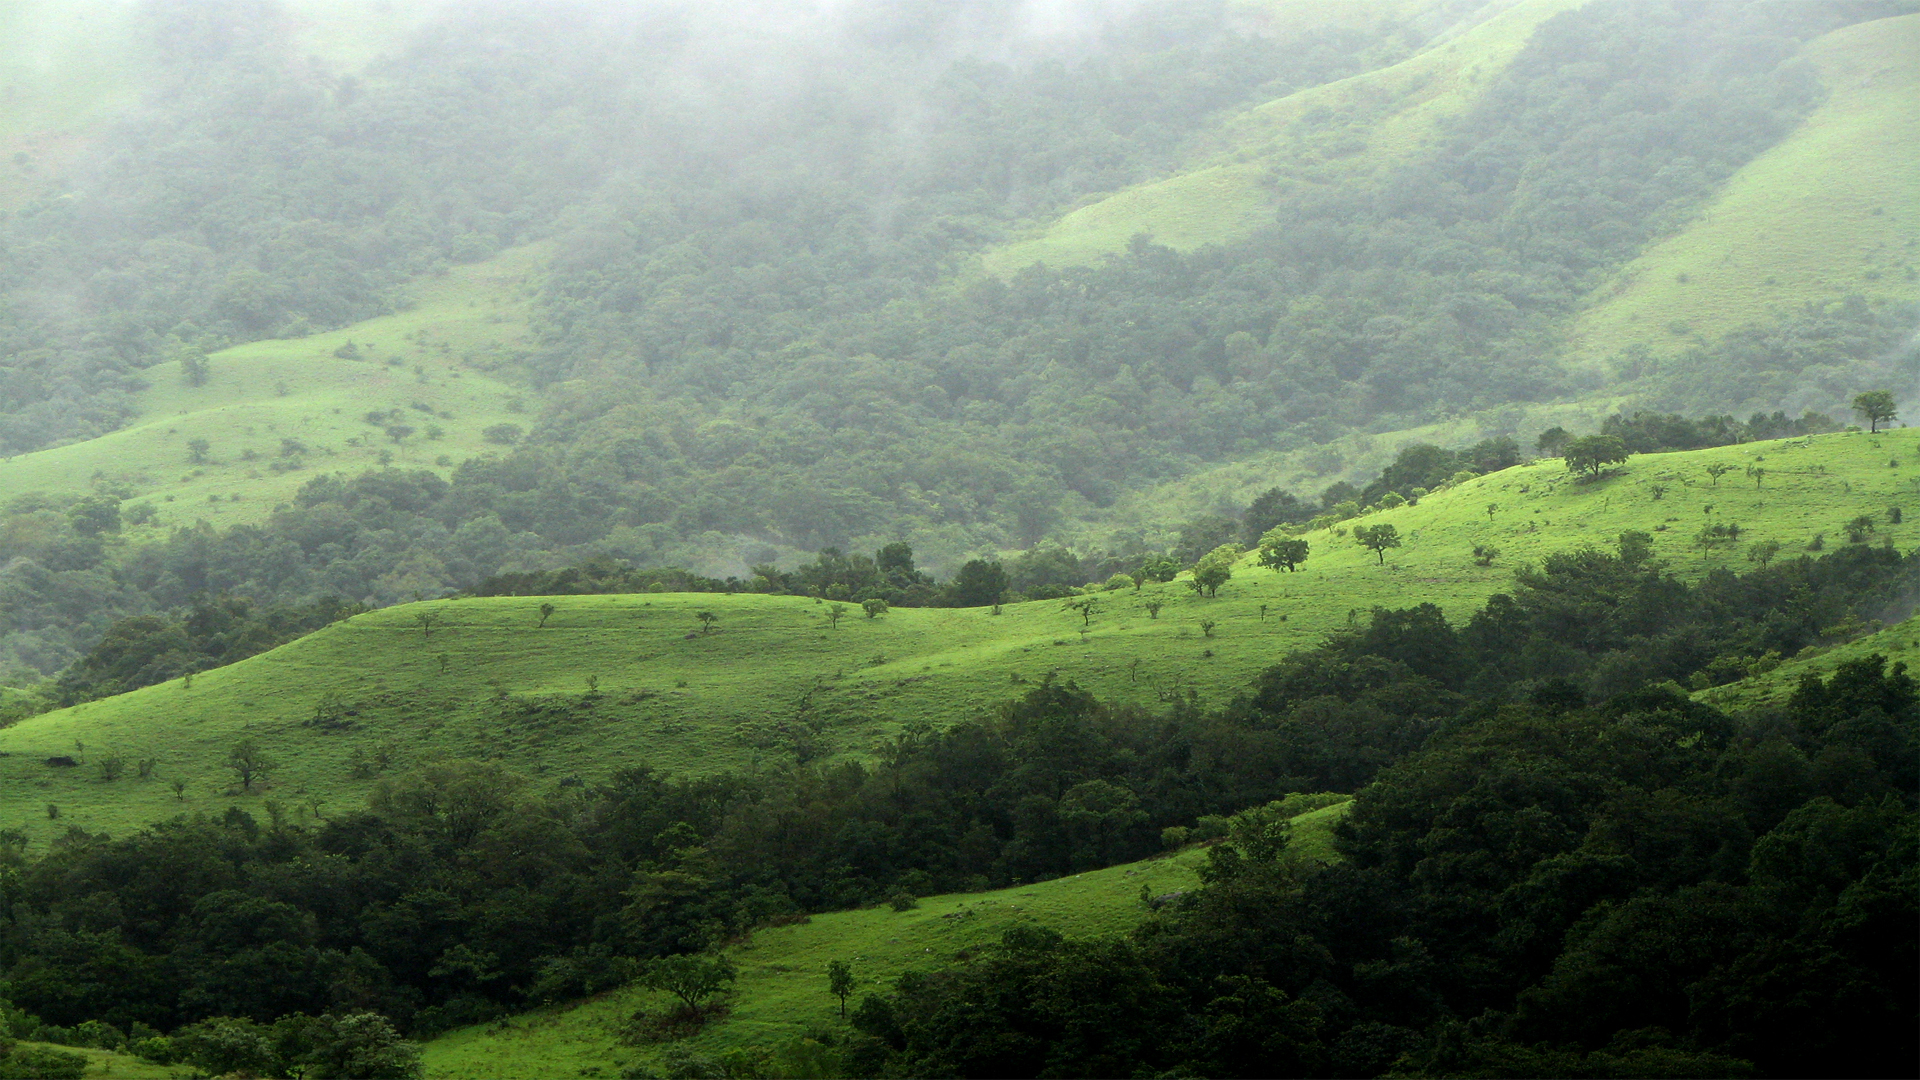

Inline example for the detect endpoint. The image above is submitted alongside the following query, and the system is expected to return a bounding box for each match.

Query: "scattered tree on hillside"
[828,961,856,1018]
[1354,523,1401,564]
[1747,539,1781,568]
[862,598,889,619]
[1256,530,1310,573]
[1190,544,1241,597]
[1486,502,1498,521]
[537,602,556,628]
[187,437,211,464]
[1695,521,1743,559]
[67,495,121,536]
[1473,544,1500,566]
[827,603,845,629]
[1846,515,1876,543]
[415,612,436,639]
[226,740,277,792]
[1705,461,1735,485]
[696,611,719,634]
[178,346,210,387]
[385,424,415,444]
[639,953,737,1015]
[1065,598,1100,626]
[1562,434,1631,478]
[1535,427,1572,455]
[1852,389,1897,433]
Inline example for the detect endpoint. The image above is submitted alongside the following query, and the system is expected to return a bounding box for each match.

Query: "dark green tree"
[1353,523,1401,564]
[1852,389,1897,433]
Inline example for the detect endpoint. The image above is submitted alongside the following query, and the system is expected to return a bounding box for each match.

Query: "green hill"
[0,243,545,532]
[1699,612,1920,715]
[980,0,1584,274]
[419,800,1348,1079]
[5,427,1911,848]
[1569,12,1920,367]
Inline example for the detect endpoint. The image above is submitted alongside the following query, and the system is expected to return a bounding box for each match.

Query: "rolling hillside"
[5,427,1911,848]
[981,0,1585,274]
[0,243,545,531]
[420,800,1349,1079]
[1569,12,1920,368]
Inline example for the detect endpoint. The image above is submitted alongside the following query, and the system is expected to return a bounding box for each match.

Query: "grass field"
[0,242,548,532]
[1568,13,1920,367]
[979,0,1584,274]
[3,427,1911,850]
[421,801,1349,1079]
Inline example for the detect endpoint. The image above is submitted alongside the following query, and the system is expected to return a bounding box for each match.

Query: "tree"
[1535,426,1572,455]
[1852,389,1897,433]
[947,559,1008,607]
[1704,462,1734,485]
[537,602,556,628]
[826,603,846,629]
[178,346,210,387]
[861,598,888,619]
[1486,502,1498,521]
[1191,544,1241,598]
[1747,539,1781,568]
[1472,544,1499,566]
[282,1012,424,1080]
[384,424,415,444]
[187,437,211,465]
[827,961,855,1018]
[1065,598,1100,626]
[1562,434,1630,478]
[1144,600,1164,620]
[414,612,437,638]
[696,611,719,634]
[639,953,736,1014]
[1255,531,1309,573]
[226,740,277,792]
[1354,523,1401,564]
[67,495,122,536]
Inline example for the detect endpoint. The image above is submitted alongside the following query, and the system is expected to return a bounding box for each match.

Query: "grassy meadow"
[0,243,547,532]
[3,426,1911,850]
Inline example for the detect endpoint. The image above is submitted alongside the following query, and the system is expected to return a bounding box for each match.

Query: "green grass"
[4,427,1911,850]
[421,803,1350,1079]
[980,0,1584,274]
[1568,13,1920,365]
[8,1041,174,1078]
[0,242,547,532]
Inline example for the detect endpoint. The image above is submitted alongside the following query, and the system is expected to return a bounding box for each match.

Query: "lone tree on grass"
[1563,434,1630,479]
[1747,539,1782,568]
[640,953,737,1016]
[1852,389,1897,433]
[1354,523,1401,564]
[827,960,855,1017]
[826,603,846,629]
[1704,462,1735,486]
[537,602,556,628]
[226,740,277,792]
[696,611,719,634]
[861,598,889,619]
[187,437,211,465]
[1065,597,1100,626]
[1255,530,1310,573]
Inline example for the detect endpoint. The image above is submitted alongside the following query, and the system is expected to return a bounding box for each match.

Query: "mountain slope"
[4,427,1911,847]
[0,243,545,530]
[981,0,1585,273]
[1569,12,1920,369]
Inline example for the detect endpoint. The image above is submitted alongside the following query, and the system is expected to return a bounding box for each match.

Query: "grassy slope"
[421,803,1350,1079]
[980,0,1585,274]
[1698,612,1920,715]
[0,243,545,531]
[3,427,1912,849]
[1568,14,1920,367]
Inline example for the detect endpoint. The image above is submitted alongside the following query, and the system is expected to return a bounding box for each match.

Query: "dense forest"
[0,541,1911,1076]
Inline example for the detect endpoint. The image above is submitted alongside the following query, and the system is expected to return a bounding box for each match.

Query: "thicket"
[1,544,1909,1064]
